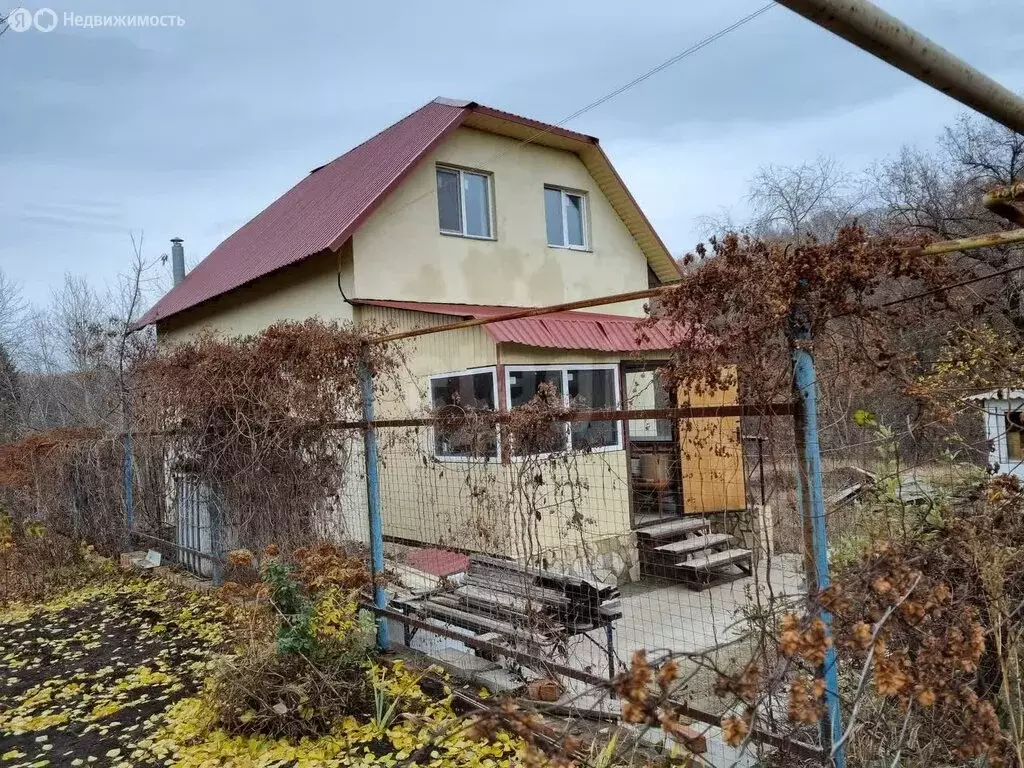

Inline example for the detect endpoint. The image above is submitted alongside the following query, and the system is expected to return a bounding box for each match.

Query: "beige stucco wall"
[352,127,651,316]
[357,304,498,418]
[157,246,355,344]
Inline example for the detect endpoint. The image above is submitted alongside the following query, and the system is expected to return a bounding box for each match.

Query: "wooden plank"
[430,595,529,626]
[464,573,571,607]
[472,554,595,589]
[634,517,710,539]
[417,598,548,644]
[599,598,622,614]
[677,548,752,571]
[456,584,538,615]
[655,533,733,556]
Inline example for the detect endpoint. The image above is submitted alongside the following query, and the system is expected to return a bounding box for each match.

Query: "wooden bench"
[393,554,623,681]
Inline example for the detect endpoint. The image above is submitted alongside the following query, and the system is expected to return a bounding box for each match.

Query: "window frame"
[504,363,622,457]
[427,366,501,462]
[544,185,589,251]
[436,164,495,240]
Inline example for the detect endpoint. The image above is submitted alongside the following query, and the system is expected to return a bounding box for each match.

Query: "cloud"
[1,0,1022,308]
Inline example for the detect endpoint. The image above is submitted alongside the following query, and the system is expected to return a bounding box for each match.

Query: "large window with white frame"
[544,186,588,249]
[505,364,621,455]
[429,367,499,459]
[436,165,493,239]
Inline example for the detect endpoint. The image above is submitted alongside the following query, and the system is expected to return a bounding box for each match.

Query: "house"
[966,389,1024,480]
[137,98,750,585]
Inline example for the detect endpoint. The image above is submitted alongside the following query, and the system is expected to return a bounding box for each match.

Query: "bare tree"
[17,235,158,432]
[873,113,1024,330]
[748,155,867,240]
[0,269,27,353]
[942,112,1024,188]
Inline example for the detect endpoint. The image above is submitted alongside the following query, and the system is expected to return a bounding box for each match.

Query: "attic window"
[545,186,588,249]
[436,166,493,239]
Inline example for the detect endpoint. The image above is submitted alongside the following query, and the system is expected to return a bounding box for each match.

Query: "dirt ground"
[0,577,227,767]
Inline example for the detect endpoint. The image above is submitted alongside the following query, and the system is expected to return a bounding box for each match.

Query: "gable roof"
[353,299,685,352]
[137,98,682,327]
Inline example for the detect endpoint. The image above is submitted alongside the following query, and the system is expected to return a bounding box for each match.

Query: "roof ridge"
[308,97,459,176]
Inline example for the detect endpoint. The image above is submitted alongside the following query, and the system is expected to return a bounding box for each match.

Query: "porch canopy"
[352,299,684,352]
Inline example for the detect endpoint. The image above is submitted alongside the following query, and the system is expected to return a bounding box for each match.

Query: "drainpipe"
[171,237,186,286]
[775,0,1024,134]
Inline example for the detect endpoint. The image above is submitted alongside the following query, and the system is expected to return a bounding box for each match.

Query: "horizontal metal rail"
[130,528,222,563]
[325,403,795,430]
[906,228,1024,256]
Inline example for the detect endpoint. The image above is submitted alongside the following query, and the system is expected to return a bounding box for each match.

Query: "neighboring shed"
[966,389,1024,480]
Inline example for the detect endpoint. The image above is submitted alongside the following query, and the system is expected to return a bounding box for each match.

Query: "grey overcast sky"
[2,0,1023,308]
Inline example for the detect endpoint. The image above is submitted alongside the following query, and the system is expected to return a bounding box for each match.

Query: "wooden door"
[679,373,746,513]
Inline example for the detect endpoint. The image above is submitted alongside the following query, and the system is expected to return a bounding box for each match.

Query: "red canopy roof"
[354,300,684,353]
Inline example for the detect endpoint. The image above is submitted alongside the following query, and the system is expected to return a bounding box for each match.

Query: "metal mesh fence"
[7,313,1022,766]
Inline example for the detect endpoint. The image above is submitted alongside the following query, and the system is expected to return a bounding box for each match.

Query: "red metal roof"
[137,100,468,327]
[354,299,684,352]
[136,97,681,328]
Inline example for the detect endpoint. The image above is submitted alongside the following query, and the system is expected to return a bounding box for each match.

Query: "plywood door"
[679,375,747,513]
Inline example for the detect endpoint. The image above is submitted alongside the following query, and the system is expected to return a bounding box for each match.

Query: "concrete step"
[655,533,733,557]
[634,517,710,540]
[677,548,753,572]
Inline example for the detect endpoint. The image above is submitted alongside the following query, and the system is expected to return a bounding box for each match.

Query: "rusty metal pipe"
[774,0,1024,134]
[371,285,668,343]
[324,403,796,431]
[371,227,1024,345]
[912,227,1024,256]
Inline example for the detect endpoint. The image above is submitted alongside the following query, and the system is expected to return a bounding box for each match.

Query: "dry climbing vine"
[136,319,401,550]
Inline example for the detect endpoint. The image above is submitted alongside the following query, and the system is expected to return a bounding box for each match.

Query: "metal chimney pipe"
[170,237,185,286]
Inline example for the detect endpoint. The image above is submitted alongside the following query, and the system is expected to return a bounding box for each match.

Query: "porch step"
[634,517,710,540]
[634,513,678,528]
[655,533,732,557]
[677,548,753,572]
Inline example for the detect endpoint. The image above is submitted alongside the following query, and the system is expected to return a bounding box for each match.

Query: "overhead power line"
[359,2,778,235]
[555,2,777,128]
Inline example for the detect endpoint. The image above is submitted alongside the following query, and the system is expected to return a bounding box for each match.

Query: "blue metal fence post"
[789,303,845,768]
[360,353,389,650]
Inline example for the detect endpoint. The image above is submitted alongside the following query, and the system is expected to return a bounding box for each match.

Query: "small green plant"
[263,561,315,656]
[589,729,620,768]
[368,667,405,736]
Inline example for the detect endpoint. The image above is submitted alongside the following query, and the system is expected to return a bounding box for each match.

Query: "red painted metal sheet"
[354,299,683,352]
[405,548,470,578]
[135,100,469,327]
